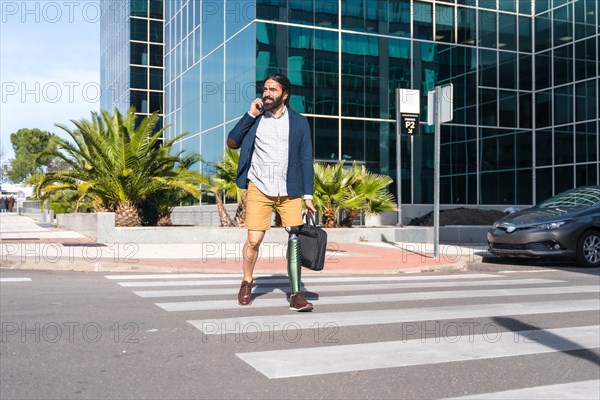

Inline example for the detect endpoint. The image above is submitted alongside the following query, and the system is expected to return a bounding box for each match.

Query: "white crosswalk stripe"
[190,299,600,335]
[106,271,600,396]
[445,379,600,400]
[236,325,600,378]
[155,285,598,312]
[0,277,32,282]
[133,278,564,298]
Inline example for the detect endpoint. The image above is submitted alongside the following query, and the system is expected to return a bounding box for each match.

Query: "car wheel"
[576,230,600,268]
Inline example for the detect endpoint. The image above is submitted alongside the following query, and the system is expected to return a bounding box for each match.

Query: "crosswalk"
[105,271,600,398]
[0,277,31,282]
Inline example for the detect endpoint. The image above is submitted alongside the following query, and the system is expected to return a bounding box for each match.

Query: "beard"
[262,93,285,110]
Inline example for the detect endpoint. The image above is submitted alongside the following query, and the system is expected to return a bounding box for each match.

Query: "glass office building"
[100,0,165,126]
[163,0,599,211]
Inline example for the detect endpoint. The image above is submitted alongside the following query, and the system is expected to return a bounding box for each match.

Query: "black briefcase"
[298,213,327,271]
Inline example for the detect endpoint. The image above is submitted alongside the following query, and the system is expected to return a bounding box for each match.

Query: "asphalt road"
[1,262,599,399]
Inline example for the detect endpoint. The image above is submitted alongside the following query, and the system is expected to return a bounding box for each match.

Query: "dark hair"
[263,73,292,107]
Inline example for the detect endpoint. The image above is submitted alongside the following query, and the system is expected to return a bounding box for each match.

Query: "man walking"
[227,74,316,312]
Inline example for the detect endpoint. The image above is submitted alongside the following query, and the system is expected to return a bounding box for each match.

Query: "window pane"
[554,85,573,125]
[149,68,162,90]
[499,91,517,127]
[457,7,476,45]
[479,0,496,10]
[435,5,454,43]
[498,13,516,51]
[553,4,573,47]
[130,90,148,113]
[478,10,496,48]
[535,50,551,89]
[149,0,163,19]
[202,1,224,56]
[150,44,163,66]
[535,130,552,166]
[499,0,516,12]
[479,50,498,87]
[519,93,532,129]
[536,90,551,128]
[130,66,147,89]
[479,88,497,126]
[519,0,532,14]
[150,20,163,43]
[388,0,410,37]
[131,0,148,17]
[498,52,516,89]
[131,18,147,41]
[575,38,597,81]
[201,48,224,130]
[519,16,532,52]
[312,117,339,161]
[519,55,532,91]
[576,122,598,163]
[517,169,532,204]
[555,165,574,194]
[414,2,433,40]
[536,167,552,202]
[535,12,551,52]
[342,120,364,161]
[554,128,574,165]
[576,80,597,121]
[149,92,162,114]
[131,42,148,65]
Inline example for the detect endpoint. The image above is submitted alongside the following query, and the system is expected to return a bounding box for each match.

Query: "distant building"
[100,0,164,128]
[101,1,599,215]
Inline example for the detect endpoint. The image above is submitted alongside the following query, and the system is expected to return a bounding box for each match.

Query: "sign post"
[395,89,420,226]
[427,84,453,259]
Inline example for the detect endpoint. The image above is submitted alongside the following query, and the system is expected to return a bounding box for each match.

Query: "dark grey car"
[487,186,600,267]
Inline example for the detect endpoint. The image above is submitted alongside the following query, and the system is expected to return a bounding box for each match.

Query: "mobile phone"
[255,103,263,112]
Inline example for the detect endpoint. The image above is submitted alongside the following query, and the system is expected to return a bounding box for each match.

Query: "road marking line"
[155,285,600,312]
[445,379,600,399]
[0,278,32,282]
[134,278,563,298]
[115,274,504,287]
[236,325,600,379]
[189,299,600,334]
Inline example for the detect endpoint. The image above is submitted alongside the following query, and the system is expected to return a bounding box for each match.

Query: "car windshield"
[538,186,600,209]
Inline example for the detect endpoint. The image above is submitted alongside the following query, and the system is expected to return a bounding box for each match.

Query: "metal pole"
[395,89,402,226]
[433,87,441,260]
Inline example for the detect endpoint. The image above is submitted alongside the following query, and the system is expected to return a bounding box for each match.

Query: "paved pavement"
[0,213,486,274]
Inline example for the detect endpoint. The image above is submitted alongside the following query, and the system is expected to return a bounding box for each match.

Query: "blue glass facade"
[162,0,599,207]
[100,0,165,126]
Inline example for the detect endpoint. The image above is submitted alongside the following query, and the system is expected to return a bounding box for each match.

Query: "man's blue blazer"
[226,108,314,197]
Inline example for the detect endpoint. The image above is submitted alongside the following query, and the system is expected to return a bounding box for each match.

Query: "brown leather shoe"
[289,292,313,312]
[238,280,253,306]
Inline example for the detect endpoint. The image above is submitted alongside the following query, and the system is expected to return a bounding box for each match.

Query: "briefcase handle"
[303,212,319,226]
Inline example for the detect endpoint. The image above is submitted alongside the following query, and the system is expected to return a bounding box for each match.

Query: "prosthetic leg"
[286,225,313,311]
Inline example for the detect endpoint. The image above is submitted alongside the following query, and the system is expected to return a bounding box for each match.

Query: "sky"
[0,0,101,163]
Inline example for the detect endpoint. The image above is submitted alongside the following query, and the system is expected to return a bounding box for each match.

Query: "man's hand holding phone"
[250,98,264,117]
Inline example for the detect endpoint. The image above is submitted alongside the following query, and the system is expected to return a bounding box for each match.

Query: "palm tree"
[35,108,205,227]
[312,161,363,227]
[340,163,397,227]
[209,148,246,227]
[313,161,396,227]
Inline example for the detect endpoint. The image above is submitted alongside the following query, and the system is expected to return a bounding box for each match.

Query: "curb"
[0,256,473,275]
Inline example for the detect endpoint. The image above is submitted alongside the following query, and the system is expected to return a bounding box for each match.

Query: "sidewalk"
[0,213,486,274]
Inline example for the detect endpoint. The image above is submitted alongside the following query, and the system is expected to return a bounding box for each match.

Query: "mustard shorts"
[245,181,303,230]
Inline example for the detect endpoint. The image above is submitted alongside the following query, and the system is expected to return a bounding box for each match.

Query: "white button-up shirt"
[248,107,290,197]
